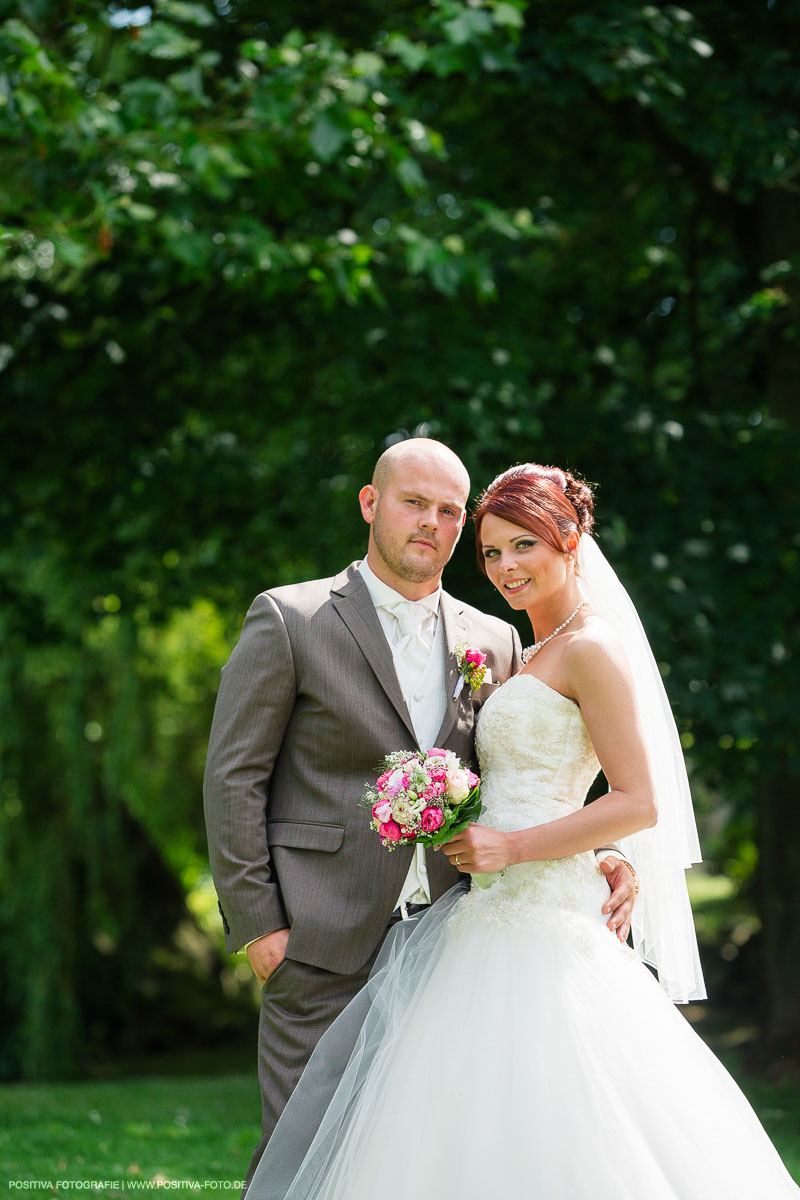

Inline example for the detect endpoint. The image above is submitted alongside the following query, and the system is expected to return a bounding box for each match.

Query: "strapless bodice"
[476,673,601,832]
[455,672,610,926]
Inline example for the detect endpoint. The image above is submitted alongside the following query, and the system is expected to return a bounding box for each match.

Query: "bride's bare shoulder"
[564,613,631,682]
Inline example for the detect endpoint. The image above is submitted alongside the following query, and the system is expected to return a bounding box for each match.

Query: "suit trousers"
[243,909,423,1191]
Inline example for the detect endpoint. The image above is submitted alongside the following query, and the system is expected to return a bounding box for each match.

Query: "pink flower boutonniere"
[453,643,491,700]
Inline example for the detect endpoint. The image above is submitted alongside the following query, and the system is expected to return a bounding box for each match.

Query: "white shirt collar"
[358,558,441,616]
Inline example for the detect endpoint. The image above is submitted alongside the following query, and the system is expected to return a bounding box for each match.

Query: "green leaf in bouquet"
[419,792,484,849]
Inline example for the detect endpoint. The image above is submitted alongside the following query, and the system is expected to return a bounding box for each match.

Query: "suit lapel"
[330,564,418,744]
[433,591,468,747]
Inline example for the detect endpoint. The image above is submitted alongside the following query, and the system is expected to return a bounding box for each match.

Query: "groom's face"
[360,457,468,589]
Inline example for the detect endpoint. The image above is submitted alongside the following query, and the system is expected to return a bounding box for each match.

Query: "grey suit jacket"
[203,561,523,975]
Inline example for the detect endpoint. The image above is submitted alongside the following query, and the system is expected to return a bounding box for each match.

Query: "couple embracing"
[204,439,798,1198]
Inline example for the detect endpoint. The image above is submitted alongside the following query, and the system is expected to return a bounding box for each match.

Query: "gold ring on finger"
[454,854,461,867]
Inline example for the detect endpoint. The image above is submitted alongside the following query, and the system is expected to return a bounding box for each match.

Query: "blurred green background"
[1,0,799,1188]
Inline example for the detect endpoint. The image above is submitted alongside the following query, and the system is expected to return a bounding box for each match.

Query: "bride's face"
[479,512,573,611]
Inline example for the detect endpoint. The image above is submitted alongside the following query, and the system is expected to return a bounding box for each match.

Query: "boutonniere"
[452,644,492,700]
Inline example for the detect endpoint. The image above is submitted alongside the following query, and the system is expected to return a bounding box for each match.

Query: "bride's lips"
[503,578,530,593]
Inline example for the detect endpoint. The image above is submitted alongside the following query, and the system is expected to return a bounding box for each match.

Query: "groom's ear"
[359,484,377,525]
[451,508,467,545]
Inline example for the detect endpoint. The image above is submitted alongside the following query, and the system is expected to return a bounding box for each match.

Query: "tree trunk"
[757,772,800,1054]
[756,188,800,1054]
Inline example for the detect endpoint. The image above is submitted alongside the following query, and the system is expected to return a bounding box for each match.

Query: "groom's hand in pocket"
[247,928,290,985]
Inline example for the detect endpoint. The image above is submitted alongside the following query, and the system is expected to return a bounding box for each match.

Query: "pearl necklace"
[521,600,586,664]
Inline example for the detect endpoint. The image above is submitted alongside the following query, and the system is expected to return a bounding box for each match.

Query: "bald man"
[203,439,635,1187]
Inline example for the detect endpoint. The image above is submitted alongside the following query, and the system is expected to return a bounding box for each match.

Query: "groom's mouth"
[410,538,437,550]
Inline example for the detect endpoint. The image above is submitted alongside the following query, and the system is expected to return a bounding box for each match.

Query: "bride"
[246,463,799,1199]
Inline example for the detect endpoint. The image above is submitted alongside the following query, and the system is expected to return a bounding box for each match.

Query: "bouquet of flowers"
[363,748,481,850]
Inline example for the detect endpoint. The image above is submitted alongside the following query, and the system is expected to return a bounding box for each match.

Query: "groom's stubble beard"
[371,502,459,584]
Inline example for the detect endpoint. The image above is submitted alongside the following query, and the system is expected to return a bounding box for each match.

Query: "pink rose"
[429,748,447,758]
[464,647,487,667]
[380,820,402,842]
[467,771,480,790]
[420,807,444,833]
[376,769,394,790]
[422,779,446,802]
[372,800,393,823]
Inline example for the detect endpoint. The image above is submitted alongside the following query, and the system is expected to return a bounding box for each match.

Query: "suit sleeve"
[203,592,296,953]
[509,623,524,675]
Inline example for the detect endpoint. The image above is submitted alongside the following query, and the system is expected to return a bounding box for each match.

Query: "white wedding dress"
[249,674,799,1199]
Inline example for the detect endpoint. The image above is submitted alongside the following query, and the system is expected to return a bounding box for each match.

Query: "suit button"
[414,690,424,701]
[419,861,428,877]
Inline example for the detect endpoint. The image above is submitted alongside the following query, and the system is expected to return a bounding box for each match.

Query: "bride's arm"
[444,632,657,870]
[511,634,657,862]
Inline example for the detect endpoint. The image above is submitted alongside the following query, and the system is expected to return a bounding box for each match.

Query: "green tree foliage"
[1,0,798,1076]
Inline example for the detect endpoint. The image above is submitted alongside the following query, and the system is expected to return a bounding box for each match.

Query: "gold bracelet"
[619,859,640,896]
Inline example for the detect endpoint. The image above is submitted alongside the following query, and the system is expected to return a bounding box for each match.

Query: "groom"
[203,438,635,1185]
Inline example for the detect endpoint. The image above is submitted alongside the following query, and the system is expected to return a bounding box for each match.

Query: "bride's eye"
[515,540,536,550]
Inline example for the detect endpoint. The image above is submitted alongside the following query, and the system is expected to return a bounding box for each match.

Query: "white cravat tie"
[381,598,438,914]
[388,600,430,677]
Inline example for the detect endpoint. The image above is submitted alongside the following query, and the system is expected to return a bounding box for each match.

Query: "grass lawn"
[1,1047,798,1196]
[727,1062,800,1182]
[0,1065,260,1199]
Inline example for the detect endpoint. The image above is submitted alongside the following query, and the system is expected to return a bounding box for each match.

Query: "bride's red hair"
[473,464,595,574]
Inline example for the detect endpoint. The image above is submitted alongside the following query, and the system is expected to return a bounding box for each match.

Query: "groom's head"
[358,439,470,597]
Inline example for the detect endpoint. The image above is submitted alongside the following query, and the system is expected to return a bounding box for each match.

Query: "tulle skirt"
[248,871,798,1199]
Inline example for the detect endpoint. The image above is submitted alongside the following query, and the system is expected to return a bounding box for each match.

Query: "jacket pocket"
[267,820,345,852]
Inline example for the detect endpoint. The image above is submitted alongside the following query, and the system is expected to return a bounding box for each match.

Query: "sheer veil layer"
[577,533,705,1002]
[248,888,469,1199]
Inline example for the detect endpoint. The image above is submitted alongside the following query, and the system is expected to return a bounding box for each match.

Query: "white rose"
[446,767,470,803]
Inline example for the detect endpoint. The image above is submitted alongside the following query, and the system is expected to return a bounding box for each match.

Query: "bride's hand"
[441,823,512,874]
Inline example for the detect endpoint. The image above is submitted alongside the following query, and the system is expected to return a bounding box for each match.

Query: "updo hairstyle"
[473,464,595,575]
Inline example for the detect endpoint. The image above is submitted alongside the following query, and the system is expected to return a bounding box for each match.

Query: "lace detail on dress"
[453,672,621,959]
[475,675,601,826]
[448,879,637,967]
